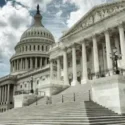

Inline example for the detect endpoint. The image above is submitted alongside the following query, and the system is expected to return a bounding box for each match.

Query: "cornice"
[15,39,54,49]
[60,1,125,41]
[17,65,50,80]
[10,53,49,62]
[0,75,17,83]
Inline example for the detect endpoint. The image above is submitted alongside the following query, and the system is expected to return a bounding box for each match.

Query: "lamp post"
[110,47,121,74]
[30,76,34,93]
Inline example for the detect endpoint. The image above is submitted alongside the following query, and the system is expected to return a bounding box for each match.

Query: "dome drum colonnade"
[10,5,55,74]
[50,22,125,86]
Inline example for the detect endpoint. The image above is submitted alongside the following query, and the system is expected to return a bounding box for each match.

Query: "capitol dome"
[20,26,54,42]
[10,5,55,75]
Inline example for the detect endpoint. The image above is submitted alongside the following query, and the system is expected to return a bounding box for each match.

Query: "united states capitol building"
[1,0,125,119]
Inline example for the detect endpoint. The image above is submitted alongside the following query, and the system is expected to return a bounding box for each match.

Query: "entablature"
[61,0,125,39]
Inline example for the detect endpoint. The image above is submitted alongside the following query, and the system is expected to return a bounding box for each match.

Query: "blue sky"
[0,0,115,77]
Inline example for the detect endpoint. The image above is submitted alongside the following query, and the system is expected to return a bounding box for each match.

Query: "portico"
[49,6,125,86]
[0,76,16,112]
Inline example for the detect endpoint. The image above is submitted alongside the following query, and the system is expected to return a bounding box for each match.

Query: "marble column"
[118,24,125,63]
[10,62,12,72]
[93,35,99,77]
[0,87,1,102]
[4,85,7,103]
[50,59,53,80]
[16,60,18,71]
[45,58,48,65]
[20,58,22,70]
[17,59,19,70]
[104,30,113,75]
[114,36,120,54]
[63,49,69,85]
[0,87,2,103]
[13,61,15,72]
[7,84,10,103]
[81,41,88,84]
[30,58,33,69]
[57,57,61,81]
[25,58,28,70]
[35,57,38,69]
[22,59,24,69]
[71,45,79,86]
[102,43,107,71]
[40,58,42,67]
[3,85,5,102]
[2,86,4,103]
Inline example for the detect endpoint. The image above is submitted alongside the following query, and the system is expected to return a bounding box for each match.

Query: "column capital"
[62,47,68,52]
[70,43,79,48]
[57,56,62,60]
[49,58,54,63]
[118,21,124,28]
[104,28,110,34]
[80,39,88,44]
[91,33,98,39]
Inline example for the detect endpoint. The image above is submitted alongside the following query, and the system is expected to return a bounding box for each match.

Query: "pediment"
[62,1,125,38]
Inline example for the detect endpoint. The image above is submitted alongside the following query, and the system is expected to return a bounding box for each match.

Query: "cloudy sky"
[0,0,115,77]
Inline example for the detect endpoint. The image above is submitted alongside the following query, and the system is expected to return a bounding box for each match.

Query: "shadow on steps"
[84,101,125,125]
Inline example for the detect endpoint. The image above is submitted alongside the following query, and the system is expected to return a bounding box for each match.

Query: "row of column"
[50,23,125,85]
[0,84,10,104]
[17,44,49,53]
[11,57,49,72]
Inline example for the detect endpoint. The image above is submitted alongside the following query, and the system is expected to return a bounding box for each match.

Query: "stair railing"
[89,90,91,101]
[62,95,64,103]
[73,93,75,102]
[60,90,91,103]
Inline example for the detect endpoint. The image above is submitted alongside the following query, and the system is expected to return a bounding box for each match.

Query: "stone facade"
[0,6,57,111]
[1,1,125,114]
[49,1,125,114]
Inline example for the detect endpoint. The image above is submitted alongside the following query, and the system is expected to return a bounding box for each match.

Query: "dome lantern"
[33,4,43,27]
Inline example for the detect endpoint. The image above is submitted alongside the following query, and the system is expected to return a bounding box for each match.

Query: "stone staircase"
[31,83,91,106]
[0,100,124,125]
[0,84,125,125]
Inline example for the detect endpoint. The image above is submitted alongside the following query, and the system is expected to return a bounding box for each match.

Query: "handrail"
[14,90,45,96]
[60,90,91,104]
[15,90,31,95]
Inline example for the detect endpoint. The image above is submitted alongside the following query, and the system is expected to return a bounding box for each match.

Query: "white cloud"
[65,0,113,27]
[14,0,52,12]
[0,1,32,77]
[56,10,63,17]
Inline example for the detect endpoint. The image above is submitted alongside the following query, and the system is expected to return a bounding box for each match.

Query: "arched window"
[22,46,24,52]
[26,46,27,51]
[29,45,31,51]
[42,46,44,51]
[34,45,35,50]
[38,45,40,51]
[46,46,48,51]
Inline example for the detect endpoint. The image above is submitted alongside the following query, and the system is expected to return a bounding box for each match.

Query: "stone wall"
[90,75,125,114]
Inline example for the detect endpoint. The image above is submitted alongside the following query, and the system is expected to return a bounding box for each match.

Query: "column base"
[71,80,79,86]
[81,79,88,84]
[64,82,70,86]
